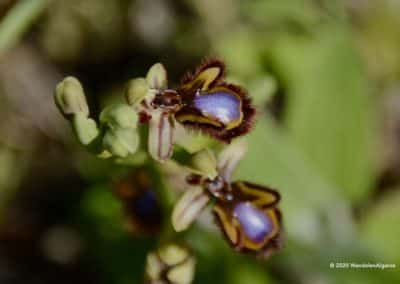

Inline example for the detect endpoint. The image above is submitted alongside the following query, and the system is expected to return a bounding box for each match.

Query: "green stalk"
[0,0,49,55]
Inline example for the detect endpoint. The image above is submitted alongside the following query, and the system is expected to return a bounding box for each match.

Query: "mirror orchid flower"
[172,142,282,256]
[125,59,256,162]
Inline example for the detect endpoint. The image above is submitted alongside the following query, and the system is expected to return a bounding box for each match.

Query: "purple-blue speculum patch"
[233,202,272,243]
[193,91,241,126]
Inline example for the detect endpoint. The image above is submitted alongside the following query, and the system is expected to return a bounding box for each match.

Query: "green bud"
[55,77,89,117]
[71,113,99,145]
[125,78,149,106]
[146,243,196,284]
[146,63,167,89]
[102,128,139,158]
[100,104,138,129]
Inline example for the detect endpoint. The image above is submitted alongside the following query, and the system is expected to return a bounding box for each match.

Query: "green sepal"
[146,63,167,89]
[125,78,149,106]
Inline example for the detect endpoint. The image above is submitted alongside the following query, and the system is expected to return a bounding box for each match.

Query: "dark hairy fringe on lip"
[176,82,256,143]
[180,58,226,89]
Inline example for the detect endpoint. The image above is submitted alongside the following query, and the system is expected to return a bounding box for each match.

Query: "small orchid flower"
[126,59,257,162]
[172,142,282,256]
[126,63,181,162]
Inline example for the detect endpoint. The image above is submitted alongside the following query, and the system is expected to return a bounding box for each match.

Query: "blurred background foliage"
[0,0,399,283]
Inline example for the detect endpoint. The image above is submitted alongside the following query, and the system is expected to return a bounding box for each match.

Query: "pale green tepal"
[125,77,148,107]
[125,62,167,109]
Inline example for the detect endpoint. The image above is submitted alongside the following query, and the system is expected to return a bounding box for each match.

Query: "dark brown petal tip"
[233,181,281,208]
[179,58,226,92]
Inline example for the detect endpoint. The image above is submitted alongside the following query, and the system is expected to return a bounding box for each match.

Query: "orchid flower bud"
[100,104,138,129]
[102,128,139,158]
[55,77,99,146]
[71,113,99,146]
[145,243,195,284]
[55,76,89,117]
[100,104,139,158]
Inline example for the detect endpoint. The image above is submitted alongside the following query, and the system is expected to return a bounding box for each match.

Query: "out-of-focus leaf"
[0,148,30,216]
[80,184,125,238]
[266,25,377,202]
[215,29,263,78]
[241,0,320,28]
[227,261,275,284]
[0,0,49,54]
[360,190,400,264]
[79,185,154,284]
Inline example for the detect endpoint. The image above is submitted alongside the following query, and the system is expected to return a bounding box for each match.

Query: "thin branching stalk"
[0,0,49,55]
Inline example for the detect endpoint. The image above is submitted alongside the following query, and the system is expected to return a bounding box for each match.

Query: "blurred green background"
[0,0,399,283]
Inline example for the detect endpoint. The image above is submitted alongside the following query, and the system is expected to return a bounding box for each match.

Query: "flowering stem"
[0,0,49,55]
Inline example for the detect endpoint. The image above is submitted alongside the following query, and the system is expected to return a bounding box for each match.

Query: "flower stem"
[0,0,49,55]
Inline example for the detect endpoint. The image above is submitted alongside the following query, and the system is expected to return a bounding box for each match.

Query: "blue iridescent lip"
[233,202,272,243]
[193,91,241,125]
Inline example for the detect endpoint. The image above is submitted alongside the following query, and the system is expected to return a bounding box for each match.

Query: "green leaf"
[266,26,377,202]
